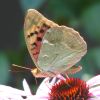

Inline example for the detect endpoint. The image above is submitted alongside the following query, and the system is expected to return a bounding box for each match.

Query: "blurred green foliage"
[0,53,10,84]
[81,3,100,43]
[0,0,100,90]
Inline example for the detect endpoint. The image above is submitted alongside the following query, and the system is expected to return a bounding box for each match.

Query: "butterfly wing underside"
[38,26,87,74]
[24,9,87,77]
[24,9,58,77]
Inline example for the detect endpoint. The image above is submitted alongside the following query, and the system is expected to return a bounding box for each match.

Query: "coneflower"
[49,77,90,100]
[0,75,100,100]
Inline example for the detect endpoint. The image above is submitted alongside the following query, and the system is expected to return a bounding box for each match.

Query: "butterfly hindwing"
[38,26,87,74]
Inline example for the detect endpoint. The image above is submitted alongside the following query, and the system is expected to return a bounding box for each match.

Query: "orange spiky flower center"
[49,78,90,100]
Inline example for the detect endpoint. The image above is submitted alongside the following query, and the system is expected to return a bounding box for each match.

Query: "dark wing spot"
[34,31,38,34]
[39,29,44,33]
[37,37,42,41]
[27,35,30,38]
[31,42,37,47]
[43,23,47,27]
[30,31,38,36]
[27,31,38,38]
[42,23,50,29]
[37,26,40,29]
[30,32,34,36]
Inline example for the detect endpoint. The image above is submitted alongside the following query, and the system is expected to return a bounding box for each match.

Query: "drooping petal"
[36,77,50,96]
[23,79,32,95]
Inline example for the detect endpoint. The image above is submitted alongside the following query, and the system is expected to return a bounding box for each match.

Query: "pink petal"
[89,86,100,96]
[88,96,100,100]
[87,75,100,87]
[0,85,26,96]
[27,95,49,100]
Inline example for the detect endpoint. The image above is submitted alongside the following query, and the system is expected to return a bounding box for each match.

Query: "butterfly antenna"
[12,64,32,71]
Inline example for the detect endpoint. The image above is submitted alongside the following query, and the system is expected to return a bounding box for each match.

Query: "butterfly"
[23,9,87,78]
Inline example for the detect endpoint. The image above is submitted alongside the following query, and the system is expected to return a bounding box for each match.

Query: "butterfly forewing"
[24,9,58,72]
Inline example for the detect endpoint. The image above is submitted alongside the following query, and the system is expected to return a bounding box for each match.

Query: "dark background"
[0,0,100,92]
